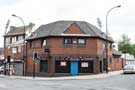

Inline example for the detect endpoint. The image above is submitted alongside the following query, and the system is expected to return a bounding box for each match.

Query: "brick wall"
[109,57,123,71]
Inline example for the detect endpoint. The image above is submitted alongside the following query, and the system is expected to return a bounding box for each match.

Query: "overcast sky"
[0,0,134,47]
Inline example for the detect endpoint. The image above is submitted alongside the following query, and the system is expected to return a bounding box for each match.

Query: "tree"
[118,34,132,54]
[131,44,135,56]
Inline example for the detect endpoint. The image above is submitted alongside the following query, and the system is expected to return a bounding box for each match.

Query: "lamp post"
[105,5,121,73]
[4,19,10,75]
[12,14,26,75]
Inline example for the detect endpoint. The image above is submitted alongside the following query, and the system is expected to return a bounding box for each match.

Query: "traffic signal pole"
[7,56,11,76]
[33,58,35,78]
[33,52,38,78]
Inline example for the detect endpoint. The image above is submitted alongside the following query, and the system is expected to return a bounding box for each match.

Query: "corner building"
[26,21,116,76]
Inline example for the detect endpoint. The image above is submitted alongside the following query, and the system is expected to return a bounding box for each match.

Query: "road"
[0,74,135,90]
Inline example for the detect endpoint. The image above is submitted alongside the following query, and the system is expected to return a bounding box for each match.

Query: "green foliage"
[118,34,135,56]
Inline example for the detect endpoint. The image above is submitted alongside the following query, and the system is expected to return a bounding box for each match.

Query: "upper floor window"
[18,36,23,41]
[12,36,16,43]
[18,46,21,53]
[41,39,47,47]
[30,41,35,48]
[12,48,17,54]
[64,38,72,44]
[110,44,112,50]
[78,38,86,44]
[107,43,112,50]
[103,43,105,50]
[5,37,10,44]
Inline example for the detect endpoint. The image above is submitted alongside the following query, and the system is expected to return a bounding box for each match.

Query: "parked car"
[123,64,135,74]
[0,65,4,74]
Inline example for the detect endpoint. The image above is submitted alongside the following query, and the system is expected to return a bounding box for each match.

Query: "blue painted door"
[70,61,78,76]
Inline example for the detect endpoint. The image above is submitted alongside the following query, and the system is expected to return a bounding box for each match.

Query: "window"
[73,40,77,44]
[78,38,86,44]
[81,62,88,67]
[64,38,72,44]
[109,58,112,64]
[41,39,46,47]
[12,48,17,54]
[5,37,10,44]
[18,46,21,53]
[12,37,16,43]
[30,41,35,48]
[103,43,105,50]
[108,43,112,50]
[18,36,23,40]
[110,44,112,50]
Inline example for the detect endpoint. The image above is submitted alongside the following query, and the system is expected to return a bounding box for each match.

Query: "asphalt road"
[0,74,135,90]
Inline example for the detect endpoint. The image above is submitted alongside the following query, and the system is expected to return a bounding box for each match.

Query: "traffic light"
[33,52,38,60]
[7,56,10,63]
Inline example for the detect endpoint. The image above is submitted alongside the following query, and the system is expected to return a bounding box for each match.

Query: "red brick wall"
[109,57,123,71]
[96,39,113,56]
[64,23,84,34]
[26,37,114,74]
[5,45,25,60]
[49,37,98,55]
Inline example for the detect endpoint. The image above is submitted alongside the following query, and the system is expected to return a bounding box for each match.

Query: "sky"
[0,0,134,47]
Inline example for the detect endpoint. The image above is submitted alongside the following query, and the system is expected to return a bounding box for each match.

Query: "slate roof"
[4,23,35,36]
[113,49,122,56]
[29,21,113,42]
[4,26,28,36]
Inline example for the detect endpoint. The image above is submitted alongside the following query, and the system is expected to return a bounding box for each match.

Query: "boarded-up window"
[60,61,67,66]
[81,62,88,67]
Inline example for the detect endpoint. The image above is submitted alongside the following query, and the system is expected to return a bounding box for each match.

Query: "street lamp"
[105,5,121,73]
[12,14,26,75]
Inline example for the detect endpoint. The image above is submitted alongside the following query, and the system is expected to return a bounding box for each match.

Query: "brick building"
[25,21,123,77]
[4,23,35,75]
[109,49,124,71]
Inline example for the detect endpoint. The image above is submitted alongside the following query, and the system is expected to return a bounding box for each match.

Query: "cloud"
[0,0,21,7]
[0,0,135,47]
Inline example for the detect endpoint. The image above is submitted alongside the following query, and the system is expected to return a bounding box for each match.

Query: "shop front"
[54,56,97,76]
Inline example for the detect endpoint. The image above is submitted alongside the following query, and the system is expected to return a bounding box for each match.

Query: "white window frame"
[78,39,85,44]
[103,43,105,50]
[12,36,16,43]
[64,38,72,44]
[18,46,21,53]
[42,40,47,46]
[18,36,23,40]
[6,37,10,44]
[12,47,17,54]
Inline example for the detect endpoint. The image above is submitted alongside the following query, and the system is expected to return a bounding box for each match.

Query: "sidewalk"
[0,70,123,80]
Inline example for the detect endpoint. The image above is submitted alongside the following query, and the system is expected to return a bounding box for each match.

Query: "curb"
[0,70,123,81]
